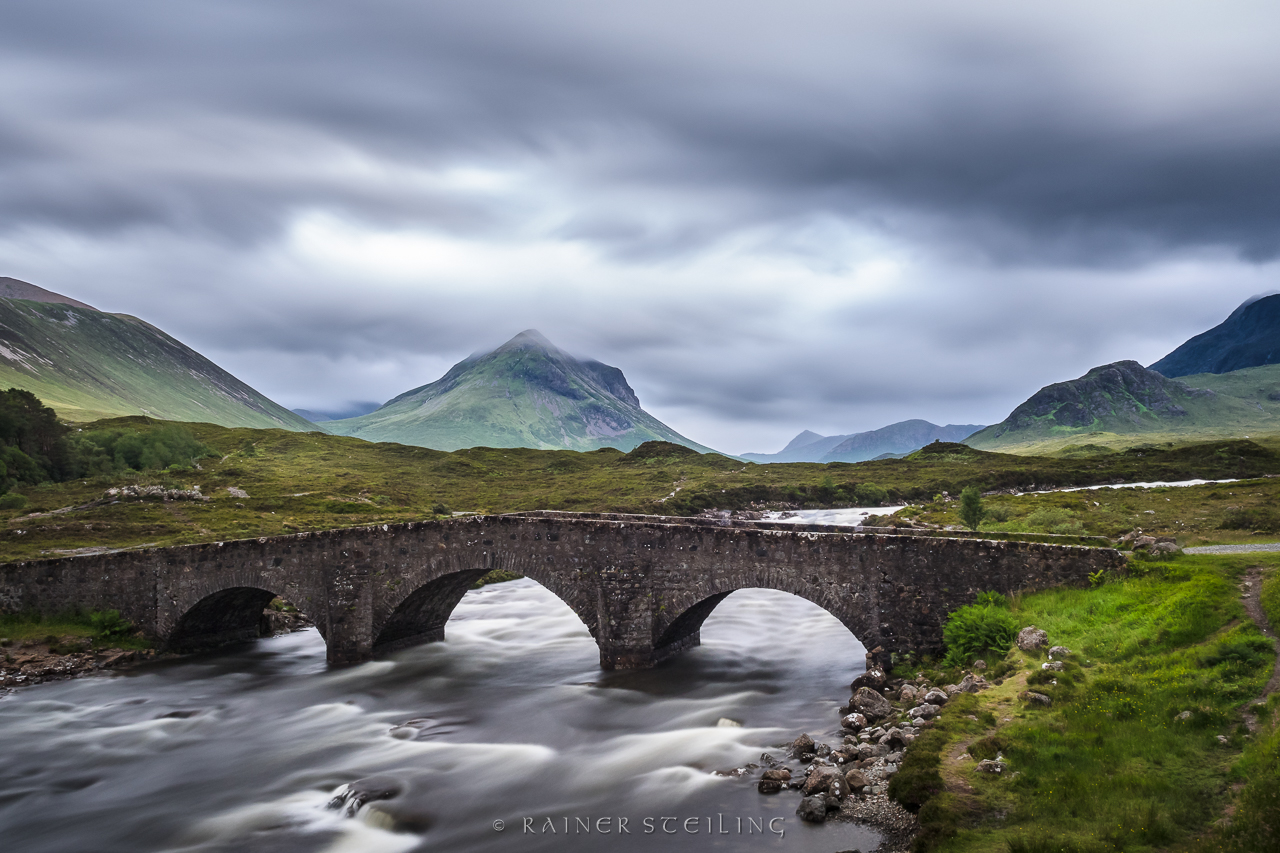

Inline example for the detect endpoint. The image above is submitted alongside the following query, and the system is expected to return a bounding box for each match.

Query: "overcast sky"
[2,1,1279,453]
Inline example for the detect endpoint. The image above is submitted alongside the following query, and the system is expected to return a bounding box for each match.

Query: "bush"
[77,424,214,473]
[431,502,450,516]
[853,482,889,506]
[1219,507,1280,532]
[89,609,133,642]
[943,603,1019,668]
[959,485,986,530]
[0,492,28,510]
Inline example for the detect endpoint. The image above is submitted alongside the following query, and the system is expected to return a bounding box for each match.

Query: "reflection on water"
[0,580,879,853]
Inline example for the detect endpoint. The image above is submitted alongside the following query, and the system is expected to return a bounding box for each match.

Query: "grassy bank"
[2,419,1280,563]
[891,552,1279,852]
[0,608,151,650]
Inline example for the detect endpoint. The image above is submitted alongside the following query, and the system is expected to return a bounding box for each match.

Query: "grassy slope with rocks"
[887,552,1280,852]
[966,363,1280,457]
[3,423,1280,562]
[323,329,717,453]
[0,295,314,429]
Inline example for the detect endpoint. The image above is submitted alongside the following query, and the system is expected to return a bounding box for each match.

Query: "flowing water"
[0,581,881,853]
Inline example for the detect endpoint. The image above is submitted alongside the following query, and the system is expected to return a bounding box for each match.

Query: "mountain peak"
[0,277,96,311]
[495,329,559,354]
[325,331,712,453]
[1151,294,1280,377]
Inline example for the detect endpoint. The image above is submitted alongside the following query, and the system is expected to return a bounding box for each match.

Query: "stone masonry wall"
[0,514,1127,668]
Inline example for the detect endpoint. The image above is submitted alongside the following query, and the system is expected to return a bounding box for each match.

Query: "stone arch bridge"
[0,512,1124,669]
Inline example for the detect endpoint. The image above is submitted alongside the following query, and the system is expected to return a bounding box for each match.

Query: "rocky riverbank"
[1,604,314,693]
[748,661,997,851]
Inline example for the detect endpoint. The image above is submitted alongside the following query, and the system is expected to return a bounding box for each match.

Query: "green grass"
[0,608,152,649]
[1262,570,1280,629]
[889,553,1280,852]
[2,421,1280,563]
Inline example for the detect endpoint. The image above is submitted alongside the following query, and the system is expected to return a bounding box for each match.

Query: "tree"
[959,485,986,531]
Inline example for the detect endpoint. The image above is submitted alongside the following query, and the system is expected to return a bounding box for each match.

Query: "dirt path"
[1239,564,1280,733]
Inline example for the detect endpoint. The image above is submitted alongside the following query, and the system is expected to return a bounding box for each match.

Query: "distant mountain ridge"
[323,330,716,453]
[1150,293,1280,377]
[965,359,1280,454]
[744,419,984,463]
[0,277,314,430]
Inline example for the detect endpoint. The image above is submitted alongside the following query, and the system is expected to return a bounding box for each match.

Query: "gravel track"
[1183,543,1280,554]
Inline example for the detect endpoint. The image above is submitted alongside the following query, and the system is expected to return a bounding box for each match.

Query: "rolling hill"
[744,420,984,463]
[322,330,718,453]
[1150,293,1280,377]
[0,278,315,430]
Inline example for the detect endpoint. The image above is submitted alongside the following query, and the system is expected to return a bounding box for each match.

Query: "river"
[0,580,881,853]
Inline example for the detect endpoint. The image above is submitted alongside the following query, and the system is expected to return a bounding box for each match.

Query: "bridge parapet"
[0,513,1127,670]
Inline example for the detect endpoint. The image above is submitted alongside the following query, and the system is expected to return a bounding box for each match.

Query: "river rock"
[327,776,404,817]
[796,796,827,823]
[922,688,949,705]
[850,667,886,692]
[841,712,868,732]
[757,779,784,794]
[851,687,893,720]
[802,767,839,796]
[789,733,816,759]
[908,703,940,720]
[761,768,791,782]
[844,768,871,793]
[1017,626,1049,652]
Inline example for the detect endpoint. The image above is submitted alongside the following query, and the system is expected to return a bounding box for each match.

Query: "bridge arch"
[370,556,600,658]
[651,569,877,663]
[166,586,319,653]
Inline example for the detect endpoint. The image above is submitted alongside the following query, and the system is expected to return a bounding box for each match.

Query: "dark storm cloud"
[3,0,1280,259]
[3,1,1280,452]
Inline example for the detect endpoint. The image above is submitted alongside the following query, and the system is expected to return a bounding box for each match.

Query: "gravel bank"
[830,791,919,853]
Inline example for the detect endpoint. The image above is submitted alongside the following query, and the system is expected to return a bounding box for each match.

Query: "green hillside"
[967,361,1280,455]
[0,291,314,430]
[324,329,717,453]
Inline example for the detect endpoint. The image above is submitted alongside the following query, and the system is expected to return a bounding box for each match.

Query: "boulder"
[1020,691,1052,707]
[841,712,868,732]
[851,687,893,720]
[976,757,1007,774]
[922,688,949,705]
[850,667,887,692]
[1041,661,1065,672]
[844,768,871,793]
[898,684,920,704]
[972,659,987,670]
[1152,541,1181,555]
[908,703,941,720]
[1017,626,1049,652]
[761,768,791,782]
[796,796,827,823]
[1175,710,1192,722]
[802,767,841,796]
[1049,646,1072,658]
[789,733,815,759]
